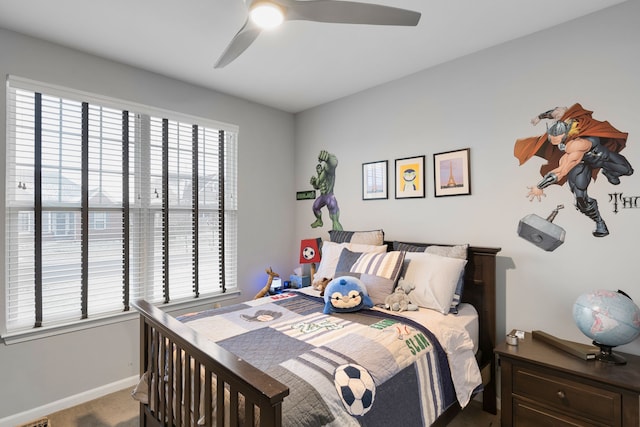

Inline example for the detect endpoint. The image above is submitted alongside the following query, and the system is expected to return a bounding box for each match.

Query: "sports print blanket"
[178,292,460,426]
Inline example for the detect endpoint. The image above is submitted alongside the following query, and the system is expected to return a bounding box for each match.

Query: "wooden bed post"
[132,299,290,427]
[467,246,500,415]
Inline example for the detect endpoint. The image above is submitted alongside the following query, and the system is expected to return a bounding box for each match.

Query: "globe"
[573,289,640,364]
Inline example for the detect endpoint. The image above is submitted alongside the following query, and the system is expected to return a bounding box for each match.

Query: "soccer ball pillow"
[323,276,373,314]
[334,363,376,416]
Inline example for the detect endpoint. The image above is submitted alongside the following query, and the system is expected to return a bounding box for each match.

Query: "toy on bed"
[384,278,419,312]
[254,267,280,299]
[323,276,373,314]
[314,277,332,296]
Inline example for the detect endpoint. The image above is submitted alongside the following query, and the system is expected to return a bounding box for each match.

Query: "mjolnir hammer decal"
[517,205,565,251]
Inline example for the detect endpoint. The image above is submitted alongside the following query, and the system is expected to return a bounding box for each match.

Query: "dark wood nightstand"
[495,332,640,426]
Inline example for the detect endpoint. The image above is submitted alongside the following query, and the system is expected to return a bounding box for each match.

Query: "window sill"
[1,290,241,345]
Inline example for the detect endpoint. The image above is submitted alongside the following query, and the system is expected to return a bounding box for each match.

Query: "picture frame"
[362,160,388,200]
[395,155,425,199]
[433,148,471,197]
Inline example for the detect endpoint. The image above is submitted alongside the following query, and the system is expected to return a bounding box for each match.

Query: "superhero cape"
[514,103,628,185]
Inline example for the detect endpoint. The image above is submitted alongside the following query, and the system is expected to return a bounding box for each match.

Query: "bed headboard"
[384,241,501,414]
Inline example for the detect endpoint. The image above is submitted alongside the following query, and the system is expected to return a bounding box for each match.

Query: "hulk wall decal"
[310,150,343,231]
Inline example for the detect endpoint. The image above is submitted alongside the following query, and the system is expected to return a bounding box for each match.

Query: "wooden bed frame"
[132,243,500,427]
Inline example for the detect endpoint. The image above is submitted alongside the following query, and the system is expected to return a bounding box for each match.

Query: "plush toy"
[323,276,373,314]
[315,277,332,296]
[384,279,419,312]
[254,267,280,299]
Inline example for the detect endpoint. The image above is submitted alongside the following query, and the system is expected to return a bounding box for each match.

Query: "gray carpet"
[47,387,499,426]
[47,388,138,427]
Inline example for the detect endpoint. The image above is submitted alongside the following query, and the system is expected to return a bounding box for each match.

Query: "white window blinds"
[4,77,238,334]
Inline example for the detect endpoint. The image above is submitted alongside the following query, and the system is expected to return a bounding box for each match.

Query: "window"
[4,76,238,336]
[91,212,107,230]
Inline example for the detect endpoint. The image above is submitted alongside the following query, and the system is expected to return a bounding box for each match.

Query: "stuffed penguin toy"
[323,276,373,314]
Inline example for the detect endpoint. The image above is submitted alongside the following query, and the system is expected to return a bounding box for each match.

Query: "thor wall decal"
[608,192,640,213]
[514,103,633,242]
[310,150,343,231]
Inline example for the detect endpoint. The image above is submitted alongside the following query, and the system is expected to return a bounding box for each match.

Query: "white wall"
[295,1,640,357]
[0,29,296,422]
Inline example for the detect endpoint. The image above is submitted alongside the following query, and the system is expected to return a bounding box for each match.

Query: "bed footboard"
[132,300,290,427]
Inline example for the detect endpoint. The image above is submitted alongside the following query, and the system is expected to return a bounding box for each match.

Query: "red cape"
[514,103,628,184]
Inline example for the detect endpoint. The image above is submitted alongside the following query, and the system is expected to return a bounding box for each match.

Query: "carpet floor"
[47,388,138,427]
[46,387,499,426]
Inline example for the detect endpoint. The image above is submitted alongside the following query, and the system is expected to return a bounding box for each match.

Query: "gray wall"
[0,28,296,423]
[2,1,640,423]
[295,1,640,357]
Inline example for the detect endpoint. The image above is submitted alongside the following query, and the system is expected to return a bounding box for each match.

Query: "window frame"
[2,76,239,342]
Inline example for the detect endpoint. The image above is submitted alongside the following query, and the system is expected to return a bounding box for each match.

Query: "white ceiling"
[0,0,628,113]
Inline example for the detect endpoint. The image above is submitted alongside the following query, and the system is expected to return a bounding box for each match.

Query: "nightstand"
[495,332,640,426]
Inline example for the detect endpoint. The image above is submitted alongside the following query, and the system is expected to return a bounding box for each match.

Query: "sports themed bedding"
[173,290,481,426]
[132,241,500,427]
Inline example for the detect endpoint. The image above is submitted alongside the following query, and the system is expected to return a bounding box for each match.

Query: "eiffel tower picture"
[442,159,463,189]
[434,149,471,197]
[446,160,458,187]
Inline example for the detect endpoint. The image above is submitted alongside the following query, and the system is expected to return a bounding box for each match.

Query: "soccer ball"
[302,246,316,261]
[334,364,376,416]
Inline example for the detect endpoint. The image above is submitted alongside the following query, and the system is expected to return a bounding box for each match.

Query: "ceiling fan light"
[249,1,285,29]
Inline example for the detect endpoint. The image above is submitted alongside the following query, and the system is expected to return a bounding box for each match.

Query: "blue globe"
[573,290,640,348]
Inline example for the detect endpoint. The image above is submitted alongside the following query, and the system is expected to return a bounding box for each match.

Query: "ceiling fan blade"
[283,0,421,26]
[214,18,262,68]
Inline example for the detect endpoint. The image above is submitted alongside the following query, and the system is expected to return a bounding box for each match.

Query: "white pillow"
[313,241,387,282]
[402,252,467,314]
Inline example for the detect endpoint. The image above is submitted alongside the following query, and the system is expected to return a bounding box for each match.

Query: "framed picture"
[433,148,471,197]
[395,155,425,199]
[362,160,388,200]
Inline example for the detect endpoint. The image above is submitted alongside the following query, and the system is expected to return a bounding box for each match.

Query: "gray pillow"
[335,248,363,273]
[329,229,384,245]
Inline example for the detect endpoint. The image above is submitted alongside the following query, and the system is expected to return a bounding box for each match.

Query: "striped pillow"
[329,229,384,245]
[349,251,405,283]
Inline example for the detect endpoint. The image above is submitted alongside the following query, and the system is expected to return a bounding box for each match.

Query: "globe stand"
[593,341,627,365]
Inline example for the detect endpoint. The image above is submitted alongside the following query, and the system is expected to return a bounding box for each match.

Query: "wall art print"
[395,155,425,199]
[310,150,343,230]
[514,103,633,244]
[362,160,388,200]
[434,148,470,197]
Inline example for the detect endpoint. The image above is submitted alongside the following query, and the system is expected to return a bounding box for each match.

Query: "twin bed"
[132,239,500,426]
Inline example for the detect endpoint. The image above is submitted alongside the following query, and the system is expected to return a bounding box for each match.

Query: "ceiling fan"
[214,0,421,68]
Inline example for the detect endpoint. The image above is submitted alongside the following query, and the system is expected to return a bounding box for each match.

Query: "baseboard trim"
[0,375,139,427]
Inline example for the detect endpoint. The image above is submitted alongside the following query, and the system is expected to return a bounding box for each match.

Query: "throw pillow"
[329,229,384,245]
[402,252,467,314]
[313,241,387,286]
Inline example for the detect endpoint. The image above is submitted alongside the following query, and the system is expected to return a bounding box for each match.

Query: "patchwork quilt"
[178,292,461,426]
